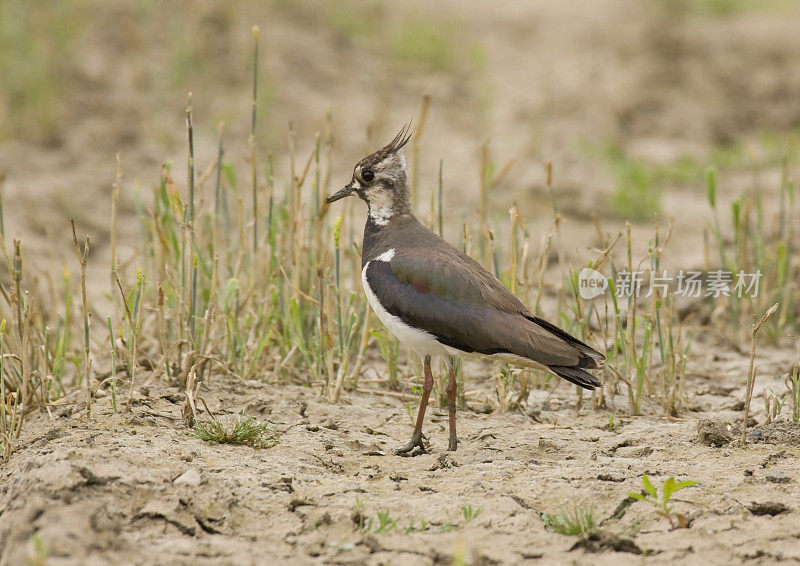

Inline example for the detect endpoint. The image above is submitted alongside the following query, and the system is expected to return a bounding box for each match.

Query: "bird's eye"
[362,169,374,182]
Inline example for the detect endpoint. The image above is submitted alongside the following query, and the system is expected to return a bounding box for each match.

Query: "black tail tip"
[548,365,601,390]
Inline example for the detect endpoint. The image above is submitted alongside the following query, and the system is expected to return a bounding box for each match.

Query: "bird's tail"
[525,314,605,369]
[547,365,601,390]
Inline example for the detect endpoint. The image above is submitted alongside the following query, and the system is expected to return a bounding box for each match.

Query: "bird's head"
[327,124,413,225]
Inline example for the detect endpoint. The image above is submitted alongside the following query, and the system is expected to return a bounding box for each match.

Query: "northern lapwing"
[326,126,604,454]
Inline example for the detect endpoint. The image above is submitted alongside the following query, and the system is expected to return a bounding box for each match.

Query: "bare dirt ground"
[2,1,800,564]
[2,345,800,565]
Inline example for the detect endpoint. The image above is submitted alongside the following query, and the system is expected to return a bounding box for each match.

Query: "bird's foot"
[447,434,459,452]
[395,431,427,455]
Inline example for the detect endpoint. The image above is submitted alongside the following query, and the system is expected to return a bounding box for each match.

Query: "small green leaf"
[675,480,698,491]
[628,493,645,501]
[706,167,717,208]
[222,160,236,188]
[731,197,741,230]
[662,477,676,503]
[642,473,657,498]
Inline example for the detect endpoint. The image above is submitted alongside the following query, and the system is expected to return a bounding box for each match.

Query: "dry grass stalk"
[410,93,430,209]
[534,233,551,314]
[250,26,260,252]
[70,221,92,422]
[545,160,567,313]
[110,152,121,292]
[1,321,14,459]
[741,302,779,444]
[183,364,201,427]
[348,305,373,389]
[114,273,141,410]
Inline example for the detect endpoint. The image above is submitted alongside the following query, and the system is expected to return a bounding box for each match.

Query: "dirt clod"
[697,418,734,447]
[607,496,637,522]
[570,531,642,554]
[749,421,800,445]
[288,498,316,512]
[748,501,790,516]
[765,470,790,484]
[597,473,626,482]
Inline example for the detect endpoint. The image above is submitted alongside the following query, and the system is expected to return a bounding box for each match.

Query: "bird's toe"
[395,432,427,455]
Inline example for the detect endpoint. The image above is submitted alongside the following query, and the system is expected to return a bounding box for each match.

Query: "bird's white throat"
[367,189,395,226]
[369,205,394,226]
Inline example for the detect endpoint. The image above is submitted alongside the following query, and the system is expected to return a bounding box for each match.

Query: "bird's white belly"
[361,252,449,357]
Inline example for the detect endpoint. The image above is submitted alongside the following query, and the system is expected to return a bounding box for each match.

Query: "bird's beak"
[326,182,357,204]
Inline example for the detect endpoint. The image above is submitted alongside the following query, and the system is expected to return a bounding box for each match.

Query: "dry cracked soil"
[2,341,800,565]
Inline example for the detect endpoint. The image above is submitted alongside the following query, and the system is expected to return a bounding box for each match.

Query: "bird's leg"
[445,356,459,451]
[396,354,434,455]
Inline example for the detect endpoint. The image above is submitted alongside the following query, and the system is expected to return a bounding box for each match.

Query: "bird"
[326,125,604,454]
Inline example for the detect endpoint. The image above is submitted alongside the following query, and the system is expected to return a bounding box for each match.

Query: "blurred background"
[1,0,799,277]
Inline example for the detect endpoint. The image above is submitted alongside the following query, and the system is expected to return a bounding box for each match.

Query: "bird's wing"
[365,247,603,374]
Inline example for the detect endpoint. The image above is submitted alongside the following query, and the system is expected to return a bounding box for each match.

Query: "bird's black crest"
[384,122,413,154]
[358,123,414,170]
